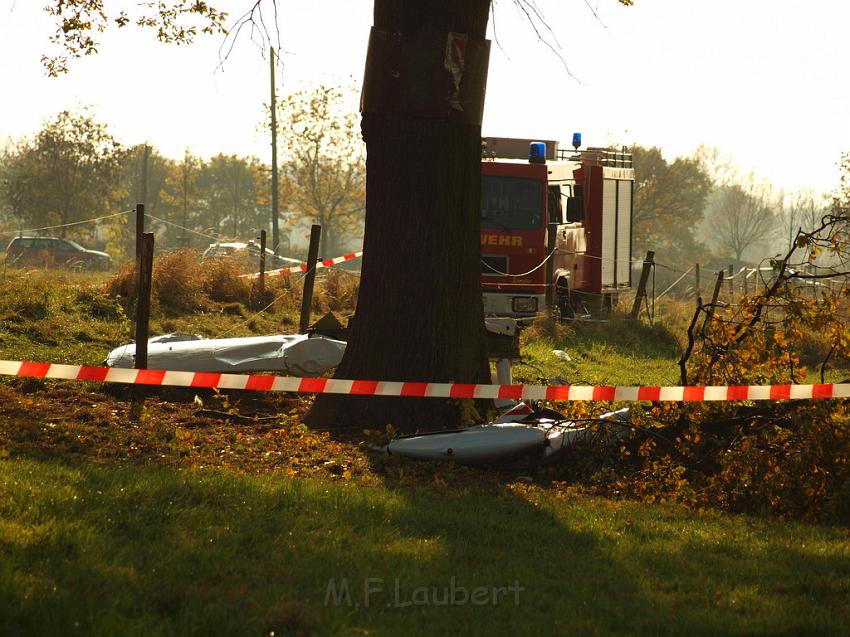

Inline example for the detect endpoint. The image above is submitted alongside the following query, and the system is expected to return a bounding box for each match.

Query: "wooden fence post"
[299,224,322,333]
[630,250,655,319]
[134,232,154,370]
[694,262,701,300]
[701,270,725,335]
[711,270,723,308]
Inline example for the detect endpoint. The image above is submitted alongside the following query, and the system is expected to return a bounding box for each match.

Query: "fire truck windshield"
[481,176,544,231]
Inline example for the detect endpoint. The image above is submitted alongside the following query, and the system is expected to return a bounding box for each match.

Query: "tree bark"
[306,0,491,433]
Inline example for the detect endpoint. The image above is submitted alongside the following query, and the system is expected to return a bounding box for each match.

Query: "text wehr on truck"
[480,136,635,318]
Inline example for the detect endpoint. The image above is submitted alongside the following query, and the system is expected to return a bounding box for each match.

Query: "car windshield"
[481,176,544,231]
[64,239,86,251]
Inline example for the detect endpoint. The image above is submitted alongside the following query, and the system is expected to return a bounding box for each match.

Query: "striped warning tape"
[2,360,849,401]
[241,252,363,279]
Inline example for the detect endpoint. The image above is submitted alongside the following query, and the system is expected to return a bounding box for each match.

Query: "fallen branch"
[195,409,281,424]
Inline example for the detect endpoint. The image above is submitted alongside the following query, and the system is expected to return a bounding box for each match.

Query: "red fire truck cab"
[480,136,634,317]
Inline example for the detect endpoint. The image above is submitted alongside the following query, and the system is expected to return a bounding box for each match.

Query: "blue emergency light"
[572,132,582,150]
[528,141,546,164]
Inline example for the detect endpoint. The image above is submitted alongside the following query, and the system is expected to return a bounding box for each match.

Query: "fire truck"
[480,136,635,318]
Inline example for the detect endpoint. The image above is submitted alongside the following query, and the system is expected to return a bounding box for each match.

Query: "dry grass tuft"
[315,269,359,313]
[107,251,256,315]
[202,256,253,305]
[153,250,209,314]
[105,260,136,302]
[521,312,574,344]
[0,275,51,322]
[100,250,361,324]
[75,285,121,319]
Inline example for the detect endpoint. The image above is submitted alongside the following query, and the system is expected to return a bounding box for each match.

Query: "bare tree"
[38,0,633,433]
[709,178,777,261]
[271,84,366,258]
[777,189,828,252]
[693,145,740,187]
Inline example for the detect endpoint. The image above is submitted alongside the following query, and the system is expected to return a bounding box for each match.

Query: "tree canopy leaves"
[42,0,229,75]
[269,84,366,257]
[0,109,125,238]
[631,145,712,266]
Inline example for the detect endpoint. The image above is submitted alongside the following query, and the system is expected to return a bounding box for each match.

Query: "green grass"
[518,319,683,387]
[517,314,850,387]
[2,457,849,636]
[3,262,850,635]
[3,266,842,386]
[0,268,304,366]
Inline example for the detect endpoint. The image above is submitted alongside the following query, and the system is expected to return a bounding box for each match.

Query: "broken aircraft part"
[105,333,346,376]
[380,404,630,465]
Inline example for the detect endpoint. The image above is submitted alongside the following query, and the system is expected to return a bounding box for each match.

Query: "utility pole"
[270,47,281,255]
[133,146,149,257]
[135,204,145,265]
[182,150,189,248]
[140,143,150,207]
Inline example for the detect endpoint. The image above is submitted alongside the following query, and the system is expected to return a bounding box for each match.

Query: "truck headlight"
[511,297,538,313]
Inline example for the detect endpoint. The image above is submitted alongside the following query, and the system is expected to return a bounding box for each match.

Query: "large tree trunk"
[306,0,491,433]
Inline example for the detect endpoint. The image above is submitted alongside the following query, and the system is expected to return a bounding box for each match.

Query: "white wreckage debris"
[105,333,346,377]
[379,404,630,465]
[103,317,520,380]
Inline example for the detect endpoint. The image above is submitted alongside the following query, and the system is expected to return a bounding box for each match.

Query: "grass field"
[519,318,684,387]
[2,458,850,637]
[2,265,850,635]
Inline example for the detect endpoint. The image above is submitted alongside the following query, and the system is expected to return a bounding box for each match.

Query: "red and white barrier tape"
[241,252,362,279]
[2,360,849,401]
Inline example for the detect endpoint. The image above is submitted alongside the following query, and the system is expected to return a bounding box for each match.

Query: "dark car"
[4,236,113,270]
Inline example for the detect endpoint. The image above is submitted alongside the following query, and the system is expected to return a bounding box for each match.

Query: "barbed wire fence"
[3,210,845,330]
[627,249,850,329]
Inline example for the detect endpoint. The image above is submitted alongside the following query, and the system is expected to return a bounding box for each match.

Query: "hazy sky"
[1,0,848,193]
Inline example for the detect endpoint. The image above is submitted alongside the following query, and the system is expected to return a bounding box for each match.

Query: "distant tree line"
[0,97,835,272]
[0,84,366,260]
[631,144,834,271]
